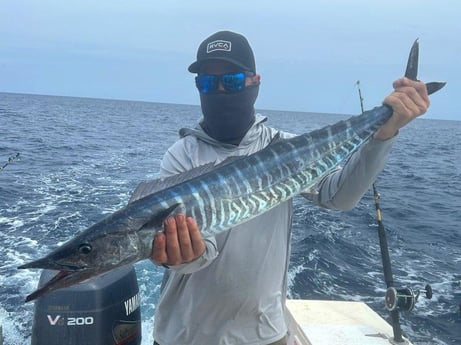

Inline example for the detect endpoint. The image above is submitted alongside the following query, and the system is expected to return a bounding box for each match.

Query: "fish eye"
[78,243,92,255]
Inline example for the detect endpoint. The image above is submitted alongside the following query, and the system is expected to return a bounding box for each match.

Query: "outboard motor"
[31,265,141,345]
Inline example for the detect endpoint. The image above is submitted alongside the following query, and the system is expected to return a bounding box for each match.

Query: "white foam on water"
[134,262,164,345]
[0,305,31,345]
[0,217,24,229]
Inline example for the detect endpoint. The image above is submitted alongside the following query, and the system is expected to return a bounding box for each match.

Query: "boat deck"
[286,300,412,345]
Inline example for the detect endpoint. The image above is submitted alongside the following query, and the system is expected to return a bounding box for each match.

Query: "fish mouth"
[19,258,93,302]
[23,266,99,303]
[18,258,87,271]
[24,270,75,302]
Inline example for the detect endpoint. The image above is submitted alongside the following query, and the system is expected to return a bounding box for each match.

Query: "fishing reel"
[385,284,433,312]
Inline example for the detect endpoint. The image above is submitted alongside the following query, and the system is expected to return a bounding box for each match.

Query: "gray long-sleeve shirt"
[152,114,395,345]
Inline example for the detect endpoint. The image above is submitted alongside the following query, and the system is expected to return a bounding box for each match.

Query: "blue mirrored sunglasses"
[195,72,252,94]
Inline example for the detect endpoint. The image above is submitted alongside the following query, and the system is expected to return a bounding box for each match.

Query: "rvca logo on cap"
[207,40,232,53]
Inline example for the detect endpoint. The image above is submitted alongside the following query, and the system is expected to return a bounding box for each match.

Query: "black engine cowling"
[31,265,141,345]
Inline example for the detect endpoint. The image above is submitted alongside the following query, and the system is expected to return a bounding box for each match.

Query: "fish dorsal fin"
[129,156,246,203]
[214,155,245,168]
[129,132,286,204]
[129,163,215,203]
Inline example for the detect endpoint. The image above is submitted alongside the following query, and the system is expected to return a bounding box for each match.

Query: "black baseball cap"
[188,31,256,73]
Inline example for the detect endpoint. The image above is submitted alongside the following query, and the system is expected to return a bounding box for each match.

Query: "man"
[148,31,429,345]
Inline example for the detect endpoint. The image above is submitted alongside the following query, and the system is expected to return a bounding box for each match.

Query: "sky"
[0,0,459,120]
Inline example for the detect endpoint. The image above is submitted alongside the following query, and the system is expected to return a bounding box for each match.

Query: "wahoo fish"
[19,40,445,302]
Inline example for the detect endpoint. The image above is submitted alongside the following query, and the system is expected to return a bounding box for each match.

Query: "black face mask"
[200,85,259,145]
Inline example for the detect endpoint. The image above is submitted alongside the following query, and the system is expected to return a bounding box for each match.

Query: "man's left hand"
[374,78,430,140]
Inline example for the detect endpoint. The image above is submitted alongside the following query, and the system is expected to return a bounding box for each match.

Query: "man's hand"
[151,214,206,266]
[374,78,430,140]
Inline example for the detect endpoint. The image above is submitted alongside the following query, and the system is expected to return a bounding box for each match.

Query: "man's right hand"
[151,214,206,266]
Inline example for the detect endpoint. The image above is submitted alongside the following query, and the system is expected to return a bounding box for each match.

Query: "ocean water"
[0,92,460,345]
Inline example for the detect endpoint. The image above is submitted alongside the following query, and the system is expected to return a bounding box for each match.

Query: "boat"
[27,263,420,345]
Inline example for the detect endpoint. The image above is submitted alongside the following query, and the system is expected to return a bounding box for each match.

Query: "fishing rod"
[0,153,20,173]
[356,81,432,343]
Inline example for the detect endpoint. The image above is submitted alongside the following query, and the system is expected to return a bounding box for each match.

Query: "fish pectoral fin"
[139,203,182,231]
